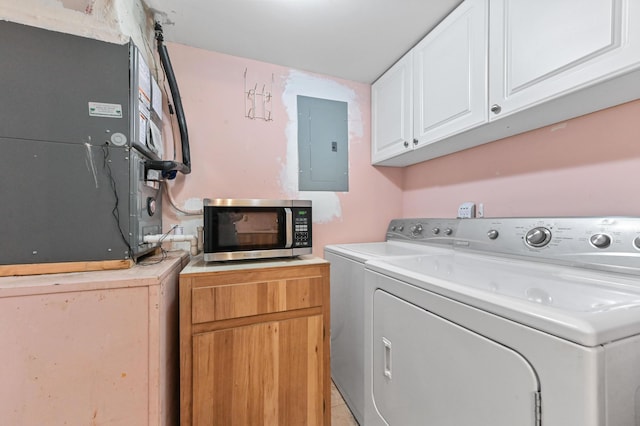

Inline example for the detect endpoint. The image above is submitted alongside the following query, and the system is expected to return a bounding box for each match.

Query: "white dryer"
[364,217,640,426]
[324,218,459,424]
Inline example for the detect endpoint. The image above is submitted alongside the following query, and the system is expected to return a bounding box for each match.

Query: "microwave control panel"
[293,207,312,247]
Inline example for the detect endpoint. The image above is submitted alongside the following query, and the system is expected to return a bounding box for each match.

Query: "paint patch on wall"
[281,70,361,223]
[183,197,205,211]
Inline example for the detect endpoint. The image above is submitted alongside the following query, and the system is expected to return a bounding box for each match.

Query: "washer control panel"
[387,218,460,247]
[384,217,640,274]
[455,217,640,274]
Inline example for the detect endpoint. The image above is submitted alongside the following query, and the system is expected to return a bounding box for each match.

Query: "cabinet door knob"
[403,141,409,147]
[490,104,502,114]
[413,138,418,145]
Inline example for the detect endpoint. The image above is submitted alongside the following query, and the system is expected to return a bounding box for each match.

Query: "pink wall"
[161,43,403,256]
[163,42,640,257]
[403,99,640,218]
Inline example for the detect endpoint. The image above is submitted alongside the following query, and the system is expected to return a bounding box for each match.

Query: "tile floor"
[331,381,359,426]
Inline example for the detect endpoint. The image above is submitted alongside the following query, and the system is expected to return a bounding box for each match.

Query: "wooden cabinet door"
[371,51,413,164]
[413,0,488,147]
[191,315,324,426]
[489,0,640,119]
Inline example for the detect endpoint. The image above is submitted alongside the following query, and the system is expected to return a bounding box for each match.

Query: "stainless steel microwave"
[203,199,312,261]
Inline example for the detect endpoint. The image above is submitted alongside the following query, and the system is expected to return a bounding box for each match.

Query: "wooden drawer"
[192,276,323,324]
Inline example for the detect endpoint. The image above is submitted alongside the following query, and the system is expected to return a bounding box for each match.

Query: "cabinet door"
[489,0,640,119]
[413,0,488,146]
[192,315,324,426]
[0,287,150,425]
[371,51,413,164]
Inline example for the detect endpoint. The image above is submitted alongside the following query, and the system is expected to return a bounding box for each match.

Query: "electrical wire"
[137,248,168,266]
[102,143,133,258]
[136,224,178,266]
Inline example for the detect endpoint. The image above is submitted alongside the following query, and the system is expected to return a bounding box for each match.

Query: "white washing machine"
[324,218,459,424]
[364,217,640,426]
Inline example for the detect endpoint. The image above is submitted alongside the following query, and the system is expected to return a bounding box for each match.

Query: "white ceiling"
[143,0,463,83]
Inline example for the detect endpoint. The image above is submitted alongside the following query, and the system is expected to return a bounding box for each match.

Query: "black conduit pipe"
[147,22,191,177]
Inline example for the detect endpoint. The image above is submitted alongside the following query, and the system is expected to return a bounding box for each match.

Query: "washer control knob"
[432,227,440,235]
[525,227,551,247]
[410,224,424,236]
[444,228,453,236]
[487,229,499,240]
[634,236,640,250]
[398,225,404,232]
[590,233,611,249]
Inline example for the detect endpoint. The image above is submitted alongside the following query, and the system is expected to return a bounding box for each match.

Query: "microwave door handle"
[284,208,293,248]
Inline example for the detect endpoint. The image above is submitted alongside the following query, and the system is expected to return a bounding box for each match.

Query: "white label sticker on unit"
[139,112,148,145]
[151,76,163,120]
[137,50,152,109]
[88,102,123,118]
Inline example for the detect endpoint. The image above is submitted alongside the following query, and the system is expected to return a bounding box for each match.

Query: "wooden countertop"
[0,251,190,297]
[181,254,328,275]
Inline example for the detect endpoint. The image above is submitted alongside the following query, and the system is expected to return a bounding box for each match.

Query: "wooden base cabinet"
[180,256,331,426]
[0,252,189,426]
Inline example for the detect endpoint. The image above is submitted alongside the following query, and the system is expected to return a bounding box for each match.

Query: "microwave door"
[284,208,293,248]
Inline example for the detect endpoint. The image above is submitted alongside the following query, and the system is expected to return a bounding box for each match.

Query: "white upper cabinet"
[371,0,640,167]
[489,0,640,119]
[371,0,487,165]
[413,0,488,146]
[371,51,413,164]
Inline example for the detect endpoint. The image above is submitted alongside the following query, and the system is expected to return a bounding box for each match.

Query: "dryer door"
[372,289,539,426]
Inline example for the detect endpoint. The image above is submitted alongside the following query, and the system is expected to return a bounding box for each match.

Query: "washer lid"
[366,252,640,347]
[324,241,452,263]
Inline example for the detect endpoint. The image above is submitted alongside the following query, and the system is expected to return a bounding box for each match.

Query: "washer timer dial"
[525,227,552,248]
[590,233,611,249]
